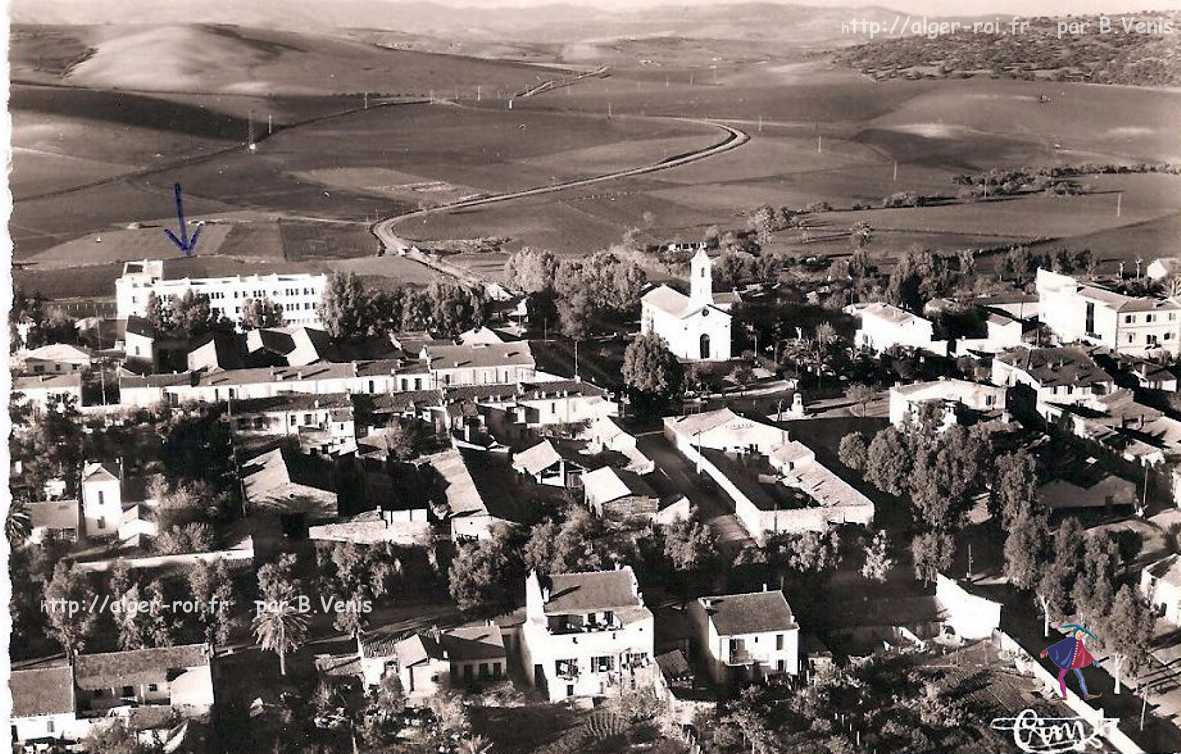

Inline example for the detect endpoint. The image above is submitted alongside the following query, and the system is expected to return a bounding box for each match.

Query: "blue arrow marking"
[164,183,201,256]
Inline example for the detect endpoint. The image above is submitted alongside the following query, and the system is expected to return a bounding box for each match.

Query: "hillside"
[834,12,1181,88]
[12,23,561,95]
[12,1,904,47]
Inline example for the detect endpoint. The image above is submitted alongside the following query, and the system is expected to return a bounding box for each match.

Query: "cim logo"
[990,709,1117,753]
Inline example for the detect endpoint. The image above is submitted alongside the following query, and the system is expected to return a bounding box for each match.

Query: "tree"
[1003,514,1048,590]
[115,583,149,651]
[145,292,174,334]
[747,205,779,247]
[45,562,98,657]
[153,523,217,555]
[864,427,912,497]
[557,288,593,341]
[622,332,684,418]
[253,597,309,677]
[1105,584,1155,694]
[662,510,721,592]
[427,281,486,336]
[320,272,373,341]
[381,419,422,461]
[1035,519,1087,636]
[847,383,875,416]
[449,526,519,613]
[861,531,894,582]
[911,533,954,585]
[6,497,31,543]
[170,290,228,339]
[503,247,559,294]
[991,450,1041,527]
[838,433,869,473]
[241,297,285,329]
[188,560,239,649]
[850,221,873,252]
[1006,245,1032,285]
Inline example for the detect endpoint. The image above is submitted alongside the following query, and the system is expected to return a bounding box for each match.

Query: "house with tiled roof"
[512,438,592,488]
[688,589,799,688]
[991,346,1115,410]
[428,448,529,540]
[1141,554,1181,625]
[74,644,214,717]
[242,447,338,523]
[358,623,507,702]
[13,373,83,413]
[849,301,947,356]
[582,466,659,521]
[28,499,81,544]
[20,342,92,375]
[521,566,656,702]
[9,665,82,745]
[640,248,732,361]
[888,378,1007,428]
[228,392,355,455]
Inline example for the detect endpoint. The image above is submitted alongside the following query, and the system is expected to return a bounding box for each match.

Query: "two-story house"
[991,346,1115,415]
[1037,268,1181,356]
[688,589,799,688]
[521,567,655,702]
[80,461,157,543]
[850,302,947,356]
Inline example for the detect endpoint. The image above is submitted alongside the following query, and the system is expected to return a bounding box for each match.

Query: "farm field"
[12,22,1181,300]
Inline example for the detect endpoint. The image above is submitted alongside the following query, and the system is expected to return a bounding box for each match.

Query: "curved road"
[370,116,750,260]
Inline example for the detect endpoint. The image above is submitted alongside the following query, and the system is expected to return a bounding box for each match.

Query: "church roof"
[642,285,690,317]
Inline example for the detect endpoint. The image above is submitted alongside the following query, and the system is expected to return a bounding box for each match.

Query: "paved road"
[370,115,750,262]
[635,430,755,554]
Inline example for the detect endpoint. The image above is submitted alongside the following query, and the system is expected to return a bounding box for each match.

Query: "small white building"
[80,461,157,542]
[21,343,92,375]
[358,624,507,703]
[521,567,656,702]
[28,499,81,544]
[116,259,327,329]
[934,574,1002,641]
[1141,554,1181,625]
[13,373,83,412]
[74,644,215,717]
[850,302,947,356]
[641,248,733,361]
[8,665,86,746]
[888,379,1007,427]
[688,589,799,688]
[1147,257,1181,282]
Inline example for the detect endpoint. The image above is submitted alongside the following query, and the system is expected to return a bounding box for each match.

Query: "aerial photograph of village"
[4,0,1181,751]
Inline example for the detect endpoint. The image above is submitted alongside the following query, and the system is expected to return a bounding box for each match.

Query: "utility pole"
[817,134,822,154]
[608,102,612,119]
[758,115,763,133]
[267,113,273,135]
[1117,192,1123,218]
[893,161,898,182]
[363,91,368,110]
[477,85,481,101]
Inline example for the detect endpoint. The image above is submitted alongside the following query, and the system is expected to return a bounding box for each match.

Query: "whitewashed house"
[1036,268,1181,356]
[521,567,656,702]
[688,589,799,688]
[888,379,1007,427]
[358,624,507,703]
[1141,554,1181,625]
[850,302,947,356]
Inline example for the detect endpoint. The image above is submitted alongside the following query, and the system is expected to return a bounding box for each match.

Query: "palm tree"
[459,735,494,754]
[6,498,31,543]
[252,597,309,676]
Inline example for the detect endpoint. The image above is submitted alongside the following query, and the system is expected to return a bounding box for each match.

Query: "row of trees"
[321,272,488,342]
[503,247,647,339]
[40,558,240,659]
[840,405,993,582]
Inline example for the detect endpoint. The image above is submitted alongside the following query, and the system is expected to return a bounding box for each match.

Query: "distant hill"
[12,0,916,47]
[11,23,557,95]
[834,12,1181,88]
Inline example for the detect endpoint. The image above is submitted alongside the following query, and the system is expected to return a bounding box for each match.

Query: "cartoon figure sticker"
[1040,624,1102,700]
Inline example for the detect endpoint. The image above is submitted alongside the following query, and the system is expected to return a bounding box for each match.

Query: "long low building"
[116,259,327,329]
[663,409,873,542]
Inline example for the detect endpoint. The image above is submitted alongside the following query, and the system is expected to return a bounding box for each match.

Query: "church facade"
[640,248,733,361]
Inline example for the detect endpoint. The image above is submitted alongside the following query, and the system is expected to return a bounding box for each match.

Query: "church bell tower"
[689,247,714,308]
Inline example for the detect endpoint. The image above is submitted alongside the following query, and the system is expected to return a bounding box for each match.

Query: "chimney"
[542,587,551,602]
[762,583,768,592]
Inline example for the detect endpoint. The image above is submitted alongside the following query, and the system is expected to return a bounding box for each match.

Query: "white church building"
[640,248,733,361]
